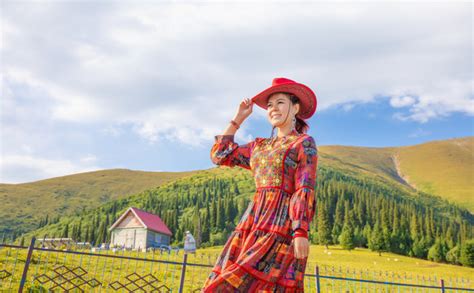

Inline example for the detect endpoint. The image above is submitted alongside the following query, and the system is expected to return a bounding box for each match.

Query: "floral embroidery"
[205,130,319,292]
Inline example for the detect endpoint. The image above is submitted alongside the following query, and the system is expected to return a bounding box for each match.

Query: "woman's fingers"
[243,98,253,109]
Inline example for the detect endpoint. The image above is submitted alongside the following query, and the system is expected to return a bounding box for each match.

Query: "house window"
[155,234,161,243]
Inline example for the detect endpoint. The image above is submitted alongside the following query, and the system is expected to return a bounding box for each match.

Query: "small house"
[109,207,172,249]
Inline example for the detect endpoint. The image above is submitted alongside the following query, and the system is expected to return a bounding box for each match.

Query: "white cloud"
[1,1,472,182]
[0,154,100,184]
[390,95,416,108]
[2,2,472,130]
[389,79,474,123]
[342,104,356,112]
[79,154,98,164]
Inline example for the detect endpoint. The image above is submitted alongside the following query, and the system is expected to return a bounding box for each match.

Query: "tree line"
[23,167,474,267]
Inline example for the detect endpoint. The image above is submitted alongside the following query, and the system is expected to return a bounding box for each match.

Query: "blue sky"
[1,1,473,183]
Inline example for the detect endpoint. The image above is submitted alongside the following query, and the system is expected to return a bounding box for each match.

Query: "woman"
[202,77,319,292]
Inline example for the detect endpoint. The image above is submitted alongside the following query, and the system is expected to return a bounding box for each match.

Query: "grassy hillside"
[2,136,473,247]
[319,136,474,213]
[0,168,199,236]
[17,159,473,268]
[394,136,474,212]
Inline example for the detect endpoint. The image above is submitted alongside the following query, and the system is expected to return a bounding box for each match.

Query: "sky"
[1,1,473,184]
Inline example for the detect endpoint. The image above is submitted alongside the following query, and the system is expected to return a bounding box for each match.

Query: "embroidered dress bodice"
[250,130,304,192]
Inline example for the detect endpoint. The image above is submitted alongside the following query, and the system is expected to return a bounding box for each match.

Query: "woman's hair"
[268,92,309,134]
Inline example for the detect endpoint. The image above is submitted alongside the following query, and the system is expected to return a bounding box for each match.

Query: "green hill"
[393,136,474,212]
[319,136,474,212]
[4,136,472,238]
[0,168,198,237]
[3,136,473,267]
[17,161,474,267]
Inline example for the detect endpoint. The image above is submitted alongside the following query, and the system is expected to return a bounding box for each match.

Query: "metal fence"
[0,237,473,292]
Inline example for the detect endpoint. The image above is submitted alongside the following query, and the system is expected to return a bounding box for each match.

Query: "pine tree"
[381,201,391,232]
[331,199,344,244]
[90,222,97,245]
[96,221,106,245]
[211,200,217,231]
[217,198,225,230]
[317,203,331,249]
[427,238,448,262]
[201,210,210,244]
[62,223,69,238]
[369,220,385,256]
[390,208,401,252]
[460,239,474,267]
[340,201,355,251]
[71,224,77,241]
[85,226,90,243]
[77,220,82,241]
[238,198,247,219]
[410,213,419,241]
[105,214,110,242]
[193,206,202,247]
[445,224,455,249]
[340,223,355,251]
[446,245,461,265]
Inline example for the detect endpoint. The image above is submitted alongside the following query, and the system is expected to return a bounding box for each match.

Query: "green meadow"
[1,244,472,292]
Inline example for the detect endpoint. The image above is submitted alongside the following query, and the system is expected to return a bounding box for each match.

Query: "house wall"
[116,211,142,228]
[111,228,147,249]
[146,230,171,247]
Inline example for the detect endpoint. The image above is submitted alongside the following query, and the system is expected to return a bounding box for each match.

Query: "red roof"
[130,207,172,236]
[109,207,172,236]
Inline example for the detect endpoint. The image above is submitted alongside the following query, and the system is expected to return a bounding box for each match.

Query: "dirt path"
[391,153,418,191]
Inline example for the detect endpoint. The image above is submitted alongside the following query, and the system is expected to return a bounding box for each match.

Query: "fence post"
[315,265,320,293]
[18,236,36,293]
[179,252,188,293]
[440,279,445,293]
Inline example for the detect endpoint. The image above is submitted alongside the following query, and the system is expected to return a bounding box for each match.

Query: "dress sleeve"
[210,134,257,170]
[289,135,319,238]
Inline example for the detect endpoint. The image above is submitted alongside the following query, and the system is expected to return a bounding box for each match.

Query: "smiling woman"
[202,78,319,292]
[266,92,310,139]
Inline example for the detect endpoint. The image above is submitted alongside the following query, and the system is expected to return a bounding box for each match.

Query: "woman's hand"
[234,98,253,124]
[294,237,309,259]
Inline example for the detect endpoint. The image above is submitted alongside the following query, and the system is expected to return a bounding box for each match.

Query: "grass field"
[1,243,472,292]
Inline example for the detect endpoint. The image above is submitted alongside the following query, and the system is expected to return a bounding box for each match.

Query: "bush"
[410,237,430,258]
[459,239,474,267]
[446,245,460,265]
[427,238,448,262]
[210,232,226,246]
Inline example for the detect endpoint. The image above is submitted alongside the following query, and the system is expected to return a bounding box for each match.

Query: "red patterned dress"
[202,128,319,292]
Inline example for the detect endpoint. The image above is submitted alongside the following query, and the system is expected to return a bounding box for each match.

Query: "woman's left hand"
[294,237,309,259]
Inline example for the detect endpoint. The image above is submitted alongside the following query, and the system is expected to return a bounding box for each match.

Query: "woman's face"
[266,93,299,127]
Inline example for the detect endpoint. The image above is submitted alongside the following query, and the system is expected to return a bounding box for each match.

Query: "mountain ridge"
[1,136,472,238]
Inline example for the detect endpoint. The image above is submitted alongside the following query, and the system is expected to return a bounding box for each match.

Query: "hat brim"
[251,83,317,120]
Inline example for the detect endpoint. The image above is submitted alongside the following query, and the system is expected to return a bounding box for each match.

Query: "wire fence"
[0,237,472,292]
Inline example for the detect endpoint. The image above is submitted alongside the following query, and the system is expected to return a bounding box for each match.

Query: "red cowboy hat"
[251,77,317,120]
